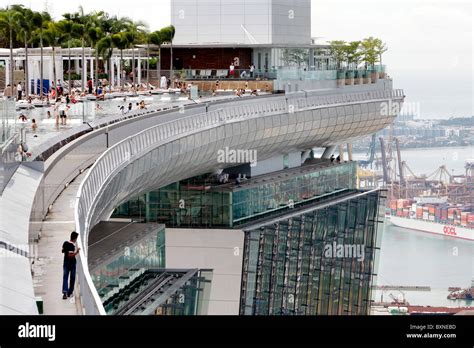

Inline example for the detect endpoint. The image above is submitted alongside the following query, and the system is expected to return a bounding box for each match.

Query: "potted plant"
[343,41,361,86]
[337,70,346,87]
[374,38,388,79]
[363,69,371,84]
[329,40,347,87]
[345,70,354,85]
[361,37,380,83]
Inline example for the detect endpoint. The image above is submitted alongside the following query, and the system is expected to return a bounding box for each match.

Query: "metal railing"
[155,69,277,81]
[74,88,404,314]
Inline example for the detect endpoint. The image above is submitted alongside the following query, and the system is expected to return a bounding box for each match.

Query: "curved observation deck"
[73,88,405,314]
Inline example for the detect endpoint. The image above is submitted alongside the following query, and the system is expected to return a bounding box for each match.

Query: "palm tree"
[67,7,93,92]
[87,26,104,90]
[56,19,74,93]
[86,11,106,90]
[122,19,146,88]
[97,36,113,85]
[160,25,175,84]
[71,22,88,91]
[97,14,126,89]
[31,11,50,98]
[43,22,64,90]
[14,7,34,98]
[0,7,17,96]
[111,32,128,91]
[149,30,163,83]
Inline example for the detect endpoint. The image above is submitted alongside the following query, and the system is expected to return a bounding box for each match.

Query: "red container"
[468,214,474,223]
[390,200,396,209]
[441,208,448,221]
[448,208,455,219]
[416,207,423,219]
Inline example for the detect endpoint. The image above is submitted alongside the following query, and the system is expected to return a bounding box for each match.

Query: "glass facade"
[103,269,212,316]
[112,162,357,228]
[90,226,166,300]
[240,190,385,315]
[109,161,384,316]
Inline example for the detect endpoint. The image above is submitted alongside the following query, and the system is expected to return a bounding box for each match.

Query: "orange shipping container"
[416,207,423,218]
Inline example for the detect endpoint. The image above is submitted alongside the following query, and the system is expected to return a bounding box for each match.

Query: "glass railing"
[276,67,338,81]
[1,97,16,144]
[161,69,277,81]
[276,65,387,81]
[90,225,165,300]
[232,162,358,225]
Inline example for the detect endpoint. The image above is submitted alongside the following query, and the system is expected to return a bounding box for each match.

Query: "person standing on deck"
[17,82,23,100]
[87,78,93,94]
[61,231,80,300]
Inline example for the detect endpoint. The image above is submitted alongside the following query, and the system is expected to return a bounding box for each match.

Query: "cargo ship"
[386,198,474,241]
[447,280,474,300]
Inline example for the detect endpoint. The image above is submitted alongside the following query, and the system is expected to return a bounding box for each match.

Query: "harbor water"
[374,145,474,308]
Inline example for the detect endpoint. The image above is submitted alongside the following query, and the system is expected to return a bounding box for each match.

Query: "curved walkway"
[76,89,405,313]
[32,172,87,315]
[1,86,404,315]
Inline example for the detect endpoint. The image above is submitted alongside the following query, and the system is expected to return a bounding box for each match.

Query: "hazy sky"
[5,0,473,119]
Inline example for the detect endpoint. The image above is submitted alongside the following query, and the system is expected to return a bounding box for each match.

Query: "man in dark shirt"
[62,231,80,299]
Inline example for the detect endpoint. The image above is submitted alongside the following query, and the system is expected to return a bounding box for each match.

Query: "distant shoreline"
[353,144,473,154]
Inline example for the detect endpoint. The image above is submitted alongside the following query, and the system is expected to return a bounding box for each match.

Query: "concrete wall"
[251,154,284,177]
[165,228,244,315]
[172,0,272,44]
[271,0,311,45]
[171,0,311,45]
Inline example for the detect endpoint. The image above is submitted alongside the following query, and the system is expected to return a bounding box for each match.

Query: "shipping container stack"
[388,199,473,229]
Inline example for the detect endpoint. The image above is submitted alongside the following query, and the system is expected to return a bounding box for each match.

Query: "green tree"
[0,7,18,95]
[43,21,63,90]
[14,7,34,97]
[160,25,175,82]
[361,37,379,69]
[66,6,94,91]
[123,19,146,88]
[87,26,104,90]
[111,32,129,91]
[97,36,113,87]
[374,38,388,67]
[149,30,163,80]
[96,13,125,89]
[343,41,362,70]
[31,11,51,97]
[329,40,347,70]
[56,19,74,91]
[281,48,309,67]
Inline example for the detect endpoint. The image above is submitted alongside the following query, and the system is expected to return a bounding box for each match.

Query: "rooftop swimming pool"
[2,90,265,155]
